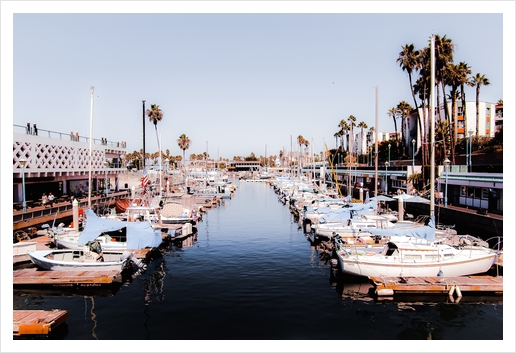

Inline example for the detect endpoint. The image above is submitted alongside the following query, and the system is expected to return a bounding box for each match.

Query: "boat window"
[425,254,441,260]
[403,254,422,260]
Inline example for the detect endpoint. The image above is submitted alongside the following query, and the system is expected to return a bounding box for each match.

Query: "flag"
[142,172,149,190]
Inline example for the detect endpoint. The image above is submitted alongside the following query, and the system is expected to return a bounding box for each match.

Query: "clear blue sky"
[4,2,513,161]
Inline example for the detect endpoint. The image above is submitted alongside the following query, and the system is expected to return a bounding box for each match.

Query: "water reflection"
[83,296,98,339]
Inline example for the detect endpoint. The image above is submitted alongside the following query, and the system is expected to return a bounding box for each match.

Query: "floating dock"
[13,310,68,337]
[370,275,503,298]
[13,268,122,290]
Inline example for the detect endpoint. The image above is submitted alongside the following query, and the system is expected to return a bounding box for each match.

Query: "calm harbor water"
[12,179,504,349]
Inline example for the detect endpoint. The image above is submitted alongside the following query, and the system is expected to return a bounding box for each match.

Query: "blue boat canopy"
[78,209,163,249]
[364,215,436,242]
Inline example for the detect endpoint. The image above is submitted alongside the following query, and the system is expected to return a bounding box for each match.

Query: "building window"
[461,186,466,196]
[482,188,489,199]
[474,188,481,198]
[468,186,474,197]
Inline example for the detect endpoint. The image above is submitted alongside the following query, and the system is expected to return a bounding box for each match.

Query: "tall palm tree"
[347,115,357,161]
[338,119,349,151]
[457,62,471,135]
[146,104,164,166]
[397,101,413,157]
[468,73,490,136]
[177,134,191,167]
[433,34,455,126]
[357,121,368,161]
[297,135,306,168]
[368,126,375,166]
[397,44,422,137]
[387,107,398,142]
[303,139,310,167]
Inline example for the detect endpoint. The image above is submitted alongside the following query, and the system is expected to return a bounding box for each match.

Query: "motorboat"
[27,247,137,271]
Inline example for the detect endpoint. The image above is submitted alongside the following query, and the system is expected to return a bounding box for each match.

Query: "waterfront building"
[302,160,503,215]
[405,100,501,158]
[13,124,127,208]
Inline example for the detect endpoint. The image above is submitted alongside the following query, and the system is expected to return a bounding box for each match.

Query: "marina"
[11,180,504,344]
[7,10,510,349]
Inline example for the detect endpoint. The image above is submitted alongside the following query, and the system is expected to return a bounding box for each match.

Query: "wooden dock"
[14,268,122,289]
[13,310,68,337]
[370,275,503,298]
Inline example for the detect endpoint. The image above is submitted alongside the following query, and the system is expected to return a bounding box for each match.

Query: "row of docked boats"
[23,175,237,272]
[270,176,501,279]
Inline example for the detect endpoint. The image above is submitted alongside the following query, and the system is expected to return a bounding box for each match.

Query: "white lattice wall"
[13,133,126,177]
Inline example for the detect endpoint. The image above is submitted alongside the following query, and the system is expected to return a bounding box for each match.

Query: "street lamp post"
[412,139,416,170]
[444,158,450,208]
[19,157,27,213]
[384,161,389,194]
[468,129,474,172]
[369,142,373,167]
[466,138,469,171]
[104,160,109,196]
[388,143,391,165]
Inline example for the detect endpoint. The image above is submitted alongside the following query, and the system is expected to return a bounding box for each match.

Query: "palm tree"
[433,35,455,126]
[303,139,310,167]
[297,135,305,168]
[347,115,357,163]
[396,101,413,157]
[177,134,191,167]
[146,104,164,168]
[397,44,422,137]
[357,121,368,162]
[387,107,398,142]
[468,73,490,136]
[337,119,349,151]
[457,62,471,135]
[368,126,375,166]
[444,62,470,164]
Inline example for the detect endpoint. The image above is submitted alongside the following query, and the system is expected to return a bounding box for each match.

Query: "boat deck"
[13,310,68,337]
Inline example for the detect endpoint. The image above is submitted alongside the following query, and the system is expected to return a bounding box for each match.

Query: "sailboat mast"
[429,35,436,216]
[374,86,378,197]
[88,86,94,208]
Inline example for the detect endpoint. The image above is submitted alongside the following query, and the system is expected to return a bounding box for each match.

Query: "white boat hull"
[28,249,132,271]
[335,248,497,278]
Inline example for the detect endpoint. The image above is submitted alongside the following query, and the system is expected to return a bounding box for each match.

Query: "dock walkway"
[370,275,503,298]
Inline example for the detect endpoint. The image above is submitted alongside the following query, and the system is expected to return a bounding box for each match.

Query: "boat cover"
[318,201,378,223]
[363,215,436,242]
[78,209,162,249]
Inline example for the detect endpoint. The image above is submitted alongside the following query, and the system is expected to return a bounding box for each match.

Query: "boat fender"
[448,285,456,297]
[455,285,462,298]
[377,288,394,297]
